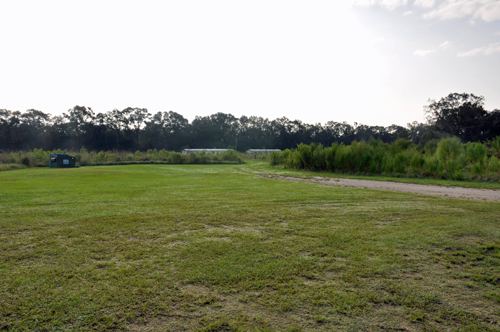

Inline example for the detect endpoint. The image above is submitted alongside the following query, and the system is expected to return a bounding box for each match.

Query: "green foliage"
[488,156,500,172]
[393,152,410,174]
[390,138,413,155]
[424,139,439,156]
[169,152,184,164]
[490,136,500,157]
[466,142,488,174]
[221,150,243,163]
[21,156,32,167]
[0,149,245,170]
[0,163,25,171]
[271,137,500,181]
[410,151,426,174]
[269,151,283,166]
[437,138,463,175]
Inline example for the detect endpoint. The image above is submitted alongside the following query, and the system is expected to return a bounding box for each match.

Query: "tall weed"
[270,136,500,181]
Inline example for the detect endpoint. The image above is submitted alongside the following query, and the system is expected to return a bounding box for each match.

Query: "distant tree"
[0,110,30,150]
[107,108,135,150]
[0,110,15,150]
[141,111,189,150]
[485,109,500,140]
[64,105,95,149]
[190,113,238,149]
[425,93,488,142]
[21,109,50,129]
[238,116,273,151]
[124,107,151,146]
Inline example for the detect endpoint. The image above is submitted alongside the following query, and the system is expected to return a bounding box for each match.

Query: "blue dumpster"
[49,153,76,168]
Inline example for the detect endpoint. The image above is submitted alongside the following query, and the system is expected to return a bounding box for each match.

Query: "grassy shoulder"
[244,160,500,190]
[1,164,500,331]
[0,163,27,172]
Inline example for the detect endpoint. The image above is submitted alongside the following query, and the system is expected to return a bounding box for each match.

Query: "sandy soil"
[267,175,500,202]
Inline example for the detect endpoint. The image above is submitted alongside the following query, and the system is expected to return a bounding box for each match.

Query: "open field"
[1,164,500,331]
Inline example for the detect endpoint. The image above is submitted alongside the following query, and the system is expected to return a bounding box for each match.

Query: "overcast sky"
[1,0,499,126]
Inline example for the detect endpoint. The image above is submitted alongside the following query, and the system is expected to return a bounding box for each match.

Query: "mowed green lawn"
[1,164,500,331]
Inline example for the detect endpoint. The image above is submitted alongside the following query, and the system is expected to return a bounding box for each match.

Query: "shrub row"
[270,137,500,181]
[0,148,244,169]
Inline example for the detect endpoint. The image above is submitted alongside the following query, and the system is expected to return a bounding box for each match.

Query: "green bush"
[269,151,282,166]
[269,137,500,181]
[466,142,487,174]
[325,143,338,171]
[437,138,463,175]
[169,152,184,164]
[488,156,500,172]
[426,155,441,174]
[21,156,32,167]
[424,139,439,156]
[390,138,413,155]
[221,150,243,163]
[490,136,500,158]
[410,152,426,174]
[188,152,200,164]
[393,152,410,174]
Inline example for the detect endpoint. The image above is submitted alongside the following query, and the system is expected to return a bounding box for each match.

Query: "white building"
[246,149,281,155]
[182,149,232,154]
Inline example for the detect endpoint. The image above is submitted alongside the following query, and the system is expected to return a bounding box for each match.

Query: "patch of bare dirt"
[266,175,500,201]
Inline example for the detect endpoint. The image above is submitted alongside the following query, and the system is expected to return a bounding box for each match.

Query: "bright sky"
[1,0,499,126]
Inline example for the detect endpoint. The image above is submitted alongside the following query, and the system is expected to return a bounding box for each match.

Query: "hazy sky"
[1,0,499,126]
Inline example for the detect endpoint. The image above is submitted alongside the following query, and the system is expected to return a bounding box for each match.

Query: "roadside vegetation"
[0,148,243,169]
[1,164,500,331]
[270,136,500,182]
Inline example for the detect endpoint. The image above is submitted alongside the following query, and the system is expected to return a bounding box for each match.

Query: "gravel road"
[270,175,500,201]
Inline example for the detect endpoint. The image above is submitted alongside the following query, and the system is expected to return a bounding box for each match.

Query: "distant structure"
[182,149,232,154]
[246,149,281,155]
[49,153,76,168]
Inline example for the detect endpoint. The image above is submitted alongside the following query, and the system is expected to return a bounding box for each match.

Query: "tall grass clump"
[270,136,500,181]
[436,138,463,176]
[465,142,488,175]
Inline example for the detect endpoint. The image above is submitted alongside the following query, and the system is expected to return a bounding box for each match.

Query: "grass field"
[1,163,500,331]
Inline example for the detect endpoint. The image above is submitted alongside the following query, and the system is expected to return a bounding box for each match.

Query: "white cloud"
[439,40,451,49]
[473,2,500,21]
[414,0,436,9]
[382,0,409,10]
[355,0,408,10]
[414,49,436,56]
[424,0,500,22]
[496,31,500,36]
[413,41,450,56]
[457,42,500,56]
[403,10,414,15]
[356,0,500,21]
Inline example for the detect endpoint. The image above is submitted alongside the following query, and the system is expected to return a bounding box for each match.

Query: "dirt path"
[266,175,500,202]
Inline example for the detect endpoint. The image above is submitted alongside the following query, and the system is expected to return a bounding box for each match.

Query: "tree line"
[1,93,499,152]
